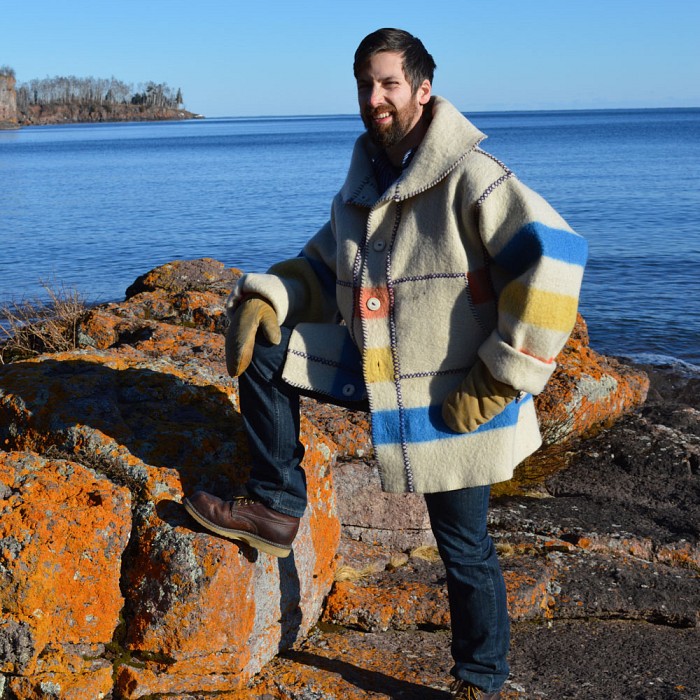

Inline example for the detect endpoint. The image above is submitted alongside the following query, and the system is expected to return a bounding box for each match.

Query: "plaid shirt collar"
[371,147,416,194]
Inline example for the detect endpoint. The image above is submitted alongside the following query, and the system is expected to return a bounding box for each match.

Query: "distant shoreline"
[14,104,201,128]
[0,110,202,130]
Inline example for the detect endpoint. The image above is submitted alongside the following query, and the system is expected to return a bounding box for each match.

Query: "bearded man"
[185,28,587,699]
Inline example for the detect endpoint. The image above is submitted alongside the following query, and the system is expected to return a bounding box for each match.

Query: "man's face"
[356,51,431,150]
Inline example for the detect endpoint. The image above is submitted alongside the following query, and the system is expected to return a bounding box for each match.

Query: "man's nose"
[368,85,385,107]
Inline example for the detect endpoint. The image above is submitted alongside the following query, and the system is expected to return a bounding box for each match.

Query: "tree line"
[8,73,183,111]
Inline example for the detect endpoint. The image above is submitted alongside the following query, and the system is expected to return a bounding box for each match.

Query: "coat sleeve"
[227,214,341,327]
[474,175,588,395]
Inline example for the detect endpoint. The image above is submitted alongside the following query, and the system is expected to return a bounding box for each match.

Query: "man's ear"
[417,79,432,105]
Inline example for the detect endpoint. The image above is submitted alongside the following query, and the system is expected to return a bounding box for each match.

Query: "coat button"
[373,240,386,251]
[342,383,355,396]
[366,297,381,311]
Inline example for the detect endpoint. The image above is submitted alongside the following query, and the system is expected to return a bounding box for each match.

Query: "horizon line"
[200,104,700,120]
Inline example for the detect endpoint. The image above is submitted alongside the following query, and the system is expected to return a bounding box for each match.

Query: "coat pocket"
[281,323,367,402]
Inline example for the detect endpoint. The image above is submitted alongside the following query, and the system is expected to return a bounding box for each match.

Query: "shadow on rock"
[282,649,448,699]
[279,552,303,651]
[0,356,250,497]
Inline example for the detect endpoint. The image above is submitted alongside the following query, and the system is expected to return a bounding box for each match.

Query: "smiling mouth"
[371,109,393,123]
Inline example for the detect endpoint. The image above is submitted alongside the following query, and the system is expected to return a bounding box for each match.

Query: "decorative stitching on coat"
[474,146,512,175]
[462,271,488,335]
[287,349,362,375]
[350,218,371,345]
[348,175,375,204]
[384,201,415,492]
[465,239,498,335]
[476,171,514,207]
[392,272,466,284]
[400,367,464,380]
[395,138,485,201]
[287,349,339,367]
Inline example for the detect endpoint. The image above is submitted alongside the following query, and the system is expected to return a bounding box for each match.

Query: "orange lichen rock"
[322,549,561,634]
[502,555,558,620]
[6,665,114,700]
[536,315,649,443]
[0,451,131,681]
[243,627,459,699]
[324,578,451,632]
[124,257,243,298]
[116,419,340,697]
[80,289,232,350]
[302,399,373,461]
[0,339,341,696]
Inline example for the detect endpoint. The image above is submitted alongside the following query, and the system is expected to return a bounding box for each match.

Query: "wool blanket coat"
[230,96,588,493]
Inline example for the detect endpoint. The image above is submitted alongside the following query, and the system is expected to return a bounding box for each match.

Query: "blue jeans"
[424,487,510,691]
[238,327,510,691]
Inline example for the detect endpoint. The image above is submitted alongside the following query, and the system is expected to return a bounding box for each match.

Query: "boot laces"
[450,680,488,699]
[231,495,258,507]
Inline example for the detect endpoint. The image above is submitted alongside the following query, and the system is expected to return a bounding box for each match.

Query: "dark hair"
[353,28,436,92]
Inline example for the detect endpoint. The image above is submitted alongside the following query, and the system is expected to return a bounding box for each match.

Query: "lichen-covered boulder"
[0,339,342,696]
[124,257,242,299]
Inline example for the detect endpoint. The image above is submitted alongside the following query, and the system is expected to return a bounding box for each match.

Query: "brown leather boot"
[184,491,300,558]
[450,680,502,699]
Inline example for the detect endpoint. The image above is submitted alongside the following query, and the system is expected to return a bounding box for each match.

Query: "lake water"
[1,108,699,367]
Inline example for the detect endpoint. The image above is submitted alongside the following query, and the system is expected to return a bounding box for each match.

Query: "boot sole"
[183,498,293,558]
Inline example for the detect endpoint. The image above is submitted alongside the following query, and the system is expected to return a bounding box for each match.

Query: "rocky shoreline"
[13,103,200,127]
[254,362,698,700]
[0,259,697,699]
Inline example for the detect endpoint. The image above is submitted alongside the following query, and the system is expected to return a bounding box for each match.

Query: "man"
[185,28,587,699]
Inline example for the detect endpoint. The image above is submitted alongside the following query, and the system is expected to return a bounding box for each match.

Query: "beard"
[362,99,423,150]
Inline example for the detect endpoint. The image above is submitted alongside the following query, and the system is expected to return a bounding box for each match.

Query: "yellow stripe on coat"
[500,282,579,333]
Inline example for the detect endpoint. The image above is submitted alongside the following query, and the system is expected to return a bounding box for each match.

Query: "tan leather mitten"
[442,359,519,433]
[225,296,281,377]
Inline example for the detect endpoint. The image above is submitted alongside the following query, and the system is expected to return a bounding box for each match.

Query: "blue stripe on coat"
[372,395,531,446]
[494,222,588,275]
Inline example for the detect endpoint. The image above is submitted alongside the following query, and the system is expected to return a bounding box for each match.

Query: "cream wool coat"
[231,96,588,493]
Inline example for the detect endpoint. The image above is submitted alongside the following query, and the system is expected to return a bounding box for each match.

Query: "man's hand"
[225,296,281,377]
[442,359,520,433]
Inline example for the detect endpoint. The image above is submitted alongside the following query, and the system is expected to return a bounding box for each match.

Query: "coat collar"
[340,96,487,207]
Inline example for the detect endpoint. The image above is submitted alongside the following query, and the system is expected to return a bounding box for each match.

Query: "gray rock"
[332,460,435,550]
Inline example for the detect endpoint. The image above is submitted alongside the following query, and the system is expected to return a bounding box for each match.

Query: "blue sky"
[3,0,699,117]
